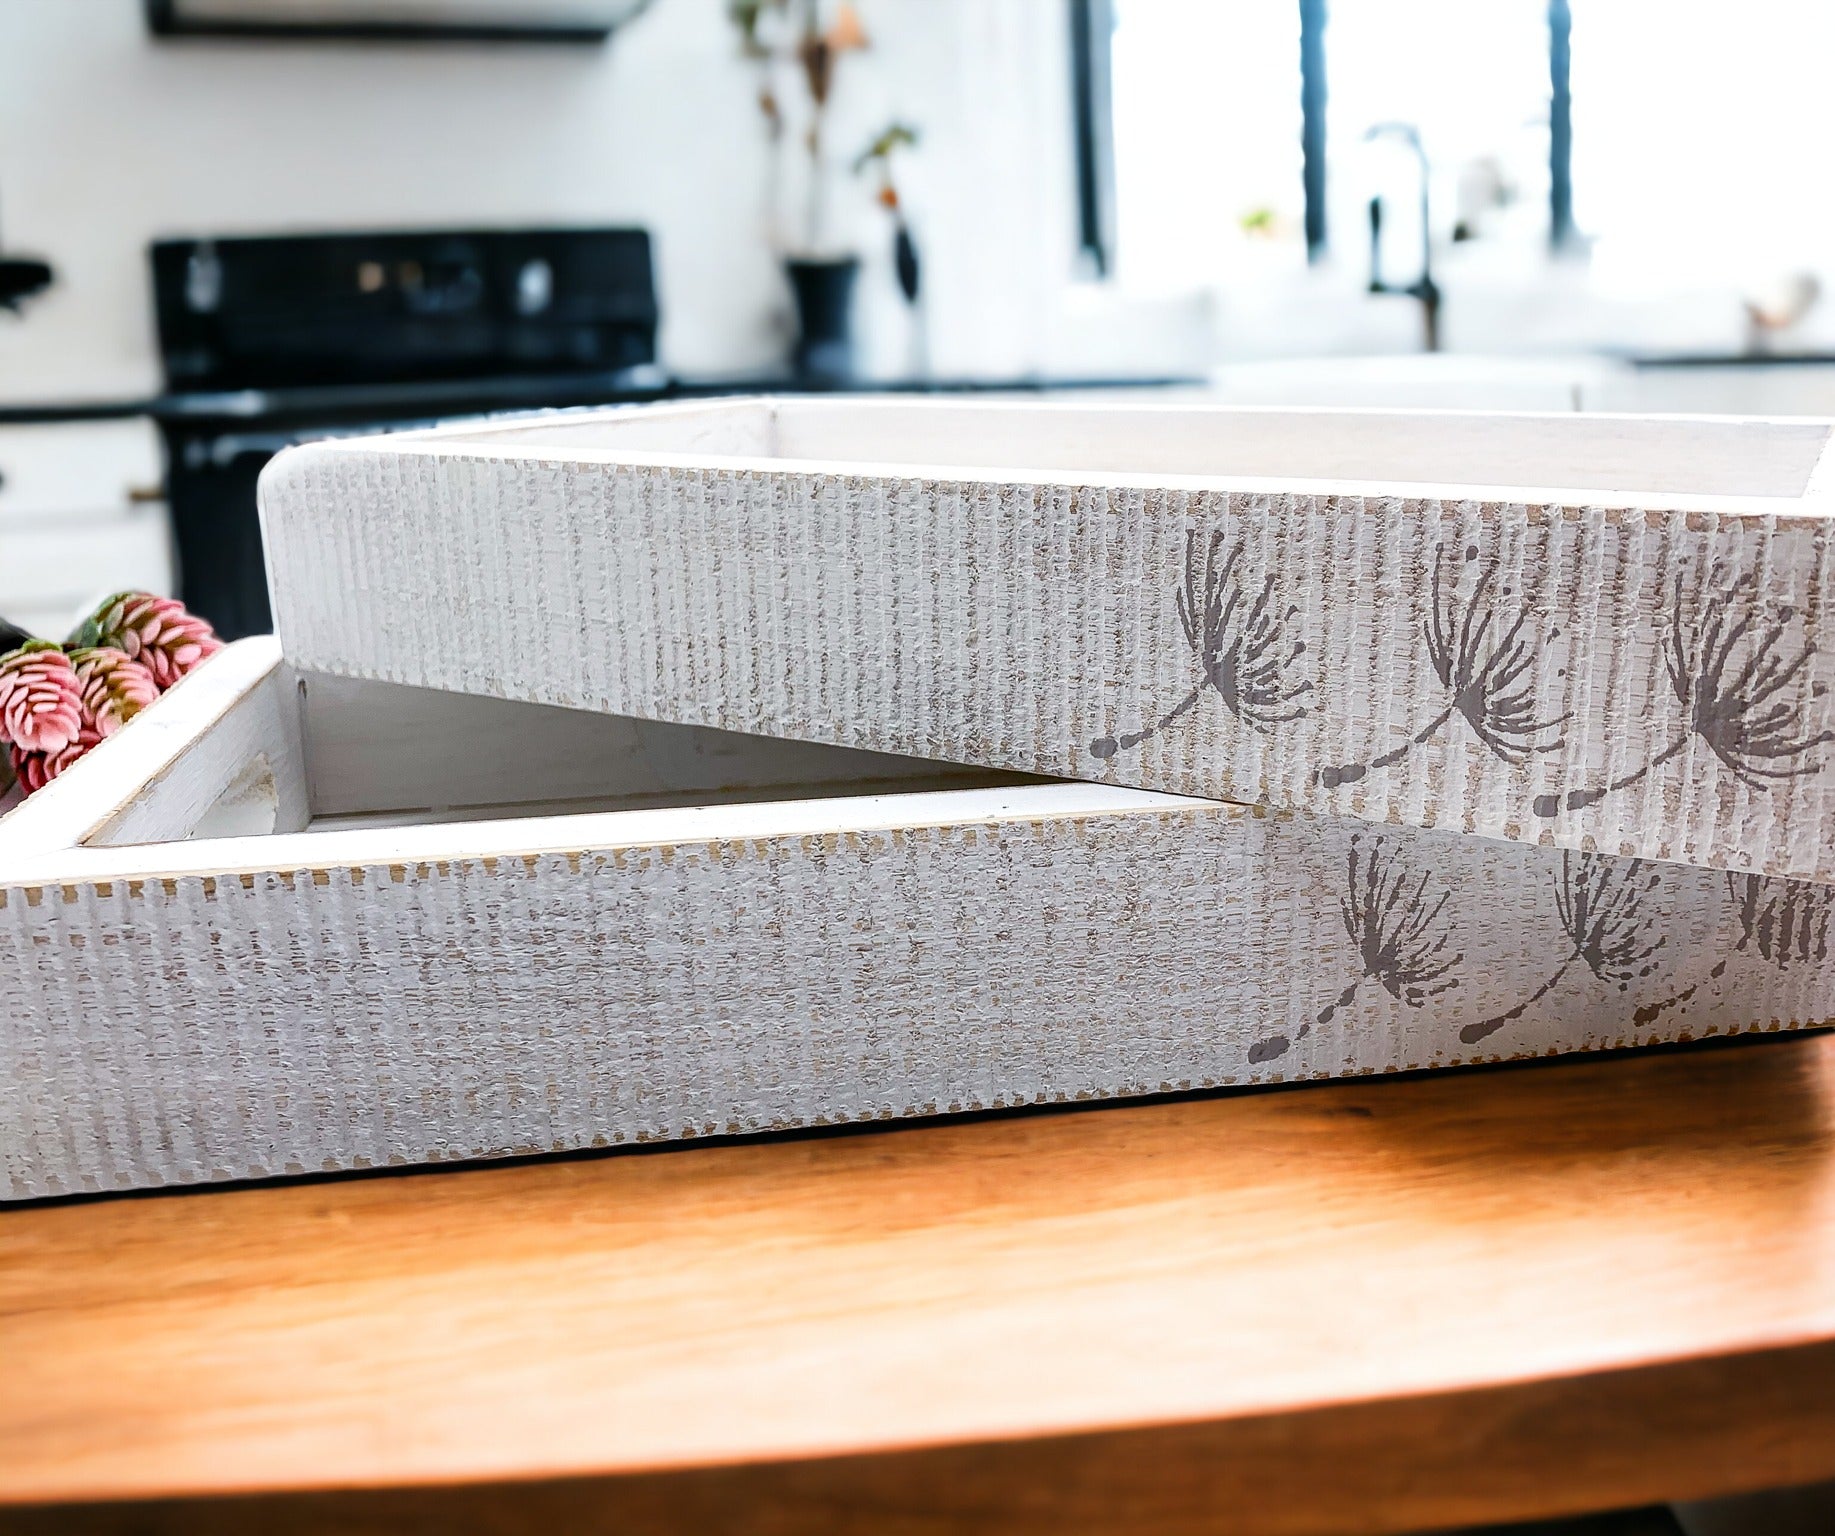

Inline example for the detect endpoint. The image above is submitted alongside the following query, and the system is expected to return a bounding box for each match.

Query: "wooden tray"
[260,397,1835,881]
[2,640,1828,1200]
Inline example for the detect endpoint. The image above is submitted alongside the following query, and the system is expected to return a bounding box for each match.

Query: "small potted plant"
[731,0,915,380]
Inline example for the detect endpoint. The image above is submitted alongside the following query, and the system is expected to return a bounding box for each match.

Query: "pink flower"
[0,643,84,754]
[69,647,159,738]
[72,592,222,691]
[10,727,99,795]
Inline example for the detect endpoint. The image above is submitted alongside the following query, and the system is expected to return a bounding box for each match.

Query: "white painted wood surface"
[298,672,1004,820]
[259,398,1835,884]
[92,654,309,847]
[2,640,1830,1201]
[0,639,305,862]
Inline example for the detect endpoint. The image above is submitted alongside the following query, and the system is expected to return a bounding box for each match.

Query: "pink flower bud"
[9,726,99,795]
[0,643,85,754]
[69,647,160,738]
[73,593,223,691]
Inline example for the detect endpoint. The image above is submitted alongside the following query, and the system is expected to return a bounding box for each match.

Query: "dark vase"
[785,256,859,381]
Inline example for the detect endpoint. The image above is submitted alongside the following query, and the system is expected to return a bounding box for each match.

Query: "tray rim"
[0,639,1207,893]
[291,395,1835,519]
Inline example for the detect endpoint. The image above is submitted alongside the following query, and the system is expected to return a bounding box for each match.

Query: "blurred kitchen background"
[5,0,1835,644]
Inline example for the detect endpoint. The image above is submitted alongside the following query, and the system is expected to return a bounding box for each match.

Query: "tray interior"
[294,675,1021,834]
[0,641,1192,881]
[429,397,1833,500]
[181,673,1030,843]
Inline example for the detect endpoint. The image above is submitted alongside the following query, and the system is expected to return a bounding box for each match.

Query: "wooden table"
[3,1033,1834,1536]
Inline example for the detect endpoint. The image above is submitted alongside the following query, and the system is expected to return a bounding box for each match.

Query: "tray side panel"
[95,655,309,846]
[4,805,1828,1200]
[260,444,1835,884]
[298,673,1011,820]
[0,640,301,858]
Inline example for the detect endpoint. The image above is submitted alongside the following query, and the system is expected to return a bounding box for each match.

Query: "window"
[1077,0,1572,287]
[1325,0,1555,275]
[1104,0,1308,290]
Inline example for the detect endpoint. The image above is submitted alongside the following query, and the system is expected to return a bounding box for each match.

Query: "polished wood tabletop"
[3,1032,1834,1536]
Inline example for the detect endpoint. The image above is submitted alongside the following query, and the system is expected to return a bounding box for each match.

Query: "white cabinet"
[0,420,174,642]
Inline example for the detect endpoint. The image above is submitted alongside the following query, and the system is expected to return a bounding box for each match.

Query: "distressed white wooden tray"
[261,396,1835,882]
[3,640,1830,1200]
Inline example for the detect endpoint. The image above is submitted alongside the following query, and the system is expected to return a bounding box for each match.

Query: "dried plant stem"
[1247,978,1361,1064]
[1534,734,1689,818]
[1317,704,1454,788]
[1314,978,1361,1027]
[1459,959,1573,1045]
[1090,684,1202,759]
[1631,959,1730,1027]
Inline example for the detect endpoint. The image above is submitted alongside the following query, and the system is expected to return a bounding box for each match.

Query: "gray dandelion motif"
[1631,871,1834,1024]
[1460,852,1666,1045]
[1091,530,1310,760]
[1250,835,1462,1063]
[1318,545,1567,789]
[1537,566,1834,817]
[1727,871,1834,967]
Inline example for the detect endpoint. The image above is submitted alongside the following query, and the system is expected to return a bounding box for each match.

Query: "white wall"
[0,0,1082,401]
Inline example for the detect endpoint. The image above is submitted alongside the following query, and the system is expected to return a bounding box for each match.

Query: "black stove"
[0,224,1197,639]
[151,226,660,638]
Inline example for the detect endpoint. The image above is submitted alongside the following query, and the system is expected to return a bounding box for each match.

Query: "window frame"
[1069,0,1118,277]
[1072,0,1578,275]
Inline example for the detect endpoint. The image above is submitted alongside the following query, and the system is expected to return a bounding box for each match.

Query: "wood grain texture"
[258,398,1835,882]
[2,1034,1833,1536]
[5,643,1833,1201]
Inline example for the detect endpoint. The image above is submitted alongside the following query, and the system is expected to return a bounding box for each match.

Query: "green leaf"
[853,121,919,174]
[66,591,134,651]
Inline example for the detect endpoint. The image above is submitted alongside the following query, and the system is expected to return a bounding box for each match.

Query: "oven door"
[161,427,293,641]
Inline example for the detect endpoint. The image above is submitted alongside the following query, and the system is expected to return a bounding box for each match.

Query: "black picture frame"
[142,0,639,44]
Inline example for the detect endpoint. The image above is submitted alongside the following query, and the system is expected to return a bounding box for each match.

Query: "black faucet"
[1365,122,1440,352]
